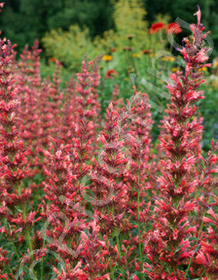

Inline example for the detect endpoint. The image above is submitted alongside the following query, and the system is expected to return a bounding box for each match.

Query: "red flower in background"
[105,69,118,79]
[149,22,166,34]
[48,57,56,63]
[167,22,182,34]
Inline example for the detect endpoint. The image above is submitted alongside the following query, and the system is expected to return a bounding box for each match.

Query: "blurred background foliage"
[42,0,163,70]
[0,0,217,58]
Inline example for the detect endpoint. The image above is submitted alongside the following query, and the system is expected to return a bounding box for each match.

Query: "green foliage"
[40,58,73,87]
[95,0,164,52]
[42,0,159,70]
[113,0,148,42]
[42,25,96,70]
[0,0,64,53]
[0,0,113,54]
[198,80,218,151]
[47,0,114,38]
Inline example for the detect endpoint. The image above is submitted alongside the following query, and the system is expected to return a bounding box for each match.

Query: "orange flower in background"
[102,55,112,62]
[149,22,166,34]
[141,49,152,55]
[105,69,118,79]
[167,22,182,34]
[48,57,56,63]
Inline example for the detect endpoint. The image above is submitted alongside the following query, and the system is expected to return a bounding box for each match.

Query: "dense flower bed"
[0,6,217,280]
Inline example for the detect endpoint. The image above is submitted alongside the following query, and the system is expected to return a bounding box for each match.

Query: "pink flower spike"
[194,5,201,26]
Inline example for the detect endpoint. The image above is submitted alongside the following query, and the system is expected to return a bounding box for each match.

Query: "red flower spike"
[144,7,213,279]
[86,102,129,234]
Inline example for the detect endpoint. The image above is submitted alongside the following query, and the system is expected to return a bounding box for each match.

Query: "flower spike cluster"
[0,4,217,279]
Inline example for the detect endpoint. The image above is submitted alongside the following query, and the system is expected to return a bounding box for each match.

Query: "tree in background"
[0,0,114,54]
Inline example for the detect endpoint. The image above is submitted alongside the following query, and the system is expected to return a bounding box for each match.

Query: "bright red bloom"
[149,22,166,34]
[105,69,118,79]
[167,22,182,34]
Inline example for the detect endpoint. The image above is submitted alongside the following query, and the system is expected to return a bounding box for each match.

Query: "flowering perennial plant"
[144,7,217,279]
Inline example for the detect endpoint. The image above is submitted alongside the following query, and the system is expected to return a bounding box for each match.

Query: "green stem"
[106,236,115,280]
[115,230,122,259]
[125,50,129,76]
[11,239,20,260]
[137,189,143,270]
[22,204,34,260]
[3,219,20,260]
[159,30,165,51]
[25,230,34,258]
[5,264,15,277]
[40,231,46,280]
[22,206,38,280]
[99,66,104,112]
[199,268,206,279]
